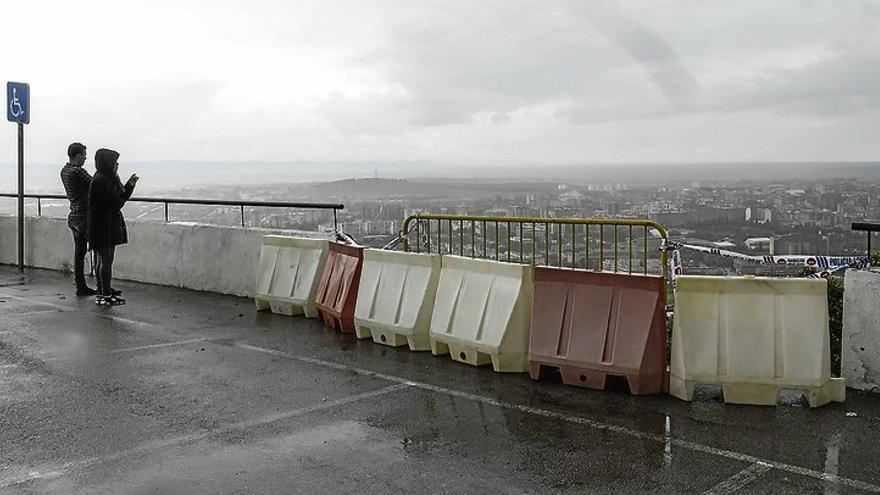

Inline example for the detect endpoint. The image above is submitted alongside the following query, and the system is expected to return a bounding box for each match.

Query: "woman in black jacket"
[88,148,138,306]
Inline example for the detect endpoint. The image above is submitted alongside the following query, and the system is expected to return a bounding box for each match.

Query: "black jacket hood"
[94,148,120,175]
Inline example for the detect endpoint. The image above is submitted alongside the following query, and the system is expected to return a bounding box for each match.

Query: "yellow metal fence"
[401,213,669,277]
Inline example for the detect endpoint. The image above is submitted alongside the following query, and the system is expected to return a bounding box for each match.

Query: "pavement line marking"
[105,338,208,354]
[0,293,72,311]
[0,293,207,341]
[0,383,410,488]
[233,343,880,494]
[104,314,158,328]
[0,462,93,489]
[701,462,774,495]
[0,292,217,360]
[44,338,209,362]
[663,414,672,467]
[0,294,160,328]
[5,308,64,316]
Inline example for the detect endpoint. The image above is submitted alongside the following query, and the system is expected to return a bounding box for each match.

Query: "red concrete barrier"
[314,242,364,333]
[528,268,667,395]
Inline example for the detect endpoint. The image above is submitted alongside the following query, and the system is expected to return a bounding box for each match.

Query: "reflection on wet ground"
[1,266,879,494]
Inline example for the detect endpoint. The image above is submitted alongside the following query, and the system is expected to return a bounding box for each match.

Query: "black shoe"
[76,287,97,296]
[96,295,125,306]
[111,288,122,296]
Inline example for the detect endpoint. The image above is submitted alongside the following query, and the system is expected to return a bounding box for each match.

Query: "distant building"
[712,241,737,248]
[744,237,774,254]
[745,206,773,224]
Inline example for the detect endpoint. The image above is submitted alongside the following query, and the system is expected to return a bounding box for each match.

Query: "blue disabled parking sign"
[7,82,30,124]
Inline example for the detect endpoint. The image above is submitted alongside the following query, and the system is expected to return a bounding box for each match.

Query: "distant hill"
[3,160,879,194]
[302,178,561,200]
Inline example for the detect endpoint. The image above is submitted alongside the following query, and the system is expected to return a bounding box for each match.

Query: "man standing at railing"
[60,142,95,296]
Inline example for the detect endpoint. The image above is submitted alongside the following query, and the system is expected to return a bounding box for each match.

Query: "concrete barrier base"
[431,338,526,373]
[355,324,431,351]
[530,364,667,395]
[254,296,316,318]
[670,375,846,408]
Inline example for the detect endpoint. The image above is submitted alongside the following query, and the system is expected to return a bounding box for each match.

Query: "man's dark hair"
[67,142,86,160]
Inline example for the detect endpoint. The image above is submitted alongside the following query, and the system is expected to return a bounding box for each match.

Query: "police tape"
[661,239,869,288]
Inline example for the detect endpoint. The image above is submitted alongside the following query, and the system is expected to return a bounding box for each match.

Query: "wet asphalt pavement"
[1,265,879,494]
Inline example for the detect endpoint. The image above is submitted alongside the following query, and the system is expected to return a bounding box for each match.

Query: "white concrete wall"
[842,269,880,393]
[0,215,330,296]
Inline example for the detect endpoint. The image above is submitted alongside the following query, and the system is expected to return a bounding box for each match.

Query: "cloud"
[1,0,879,167]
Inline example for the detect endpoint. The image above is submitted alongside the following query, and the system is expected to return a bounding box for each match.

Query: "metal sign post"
[7,82,30,273]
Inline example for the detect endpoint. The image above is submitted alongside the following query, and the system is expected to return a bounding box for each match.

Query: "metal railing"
[0,193,344,229]
[852,222,879,258]
[401,213,668,277]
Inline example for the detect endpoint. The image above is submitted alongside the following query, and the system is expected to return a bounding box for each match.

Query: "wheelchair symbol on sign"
[9,88,24,118]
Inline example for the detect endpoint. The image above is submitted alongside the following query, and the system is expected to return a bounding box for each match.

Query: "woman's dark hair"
[94,148,120,174]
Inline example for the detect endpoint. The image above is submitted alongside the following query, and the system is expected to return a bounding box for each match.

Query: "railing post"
[240,205,245,227]
[628,225,633,274]
[414,220,419,253]
[544,222,549,266]
[495,222,499,260]
[448,219,453,255]
[507,221,512,262]
[459,219,464,256]
[333,209,338,231]
[164,202,169,222]
[482,220,487,258]
[37,197,41,217]
[851,223,879,259]
[471,220,475,258]
[585,224,590,269]
[613,225,619,272]
[531,222,536,265]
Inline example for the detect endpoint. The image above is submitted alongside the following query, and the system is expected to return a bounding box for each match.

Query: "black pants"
[95,245,115,297]
[68,220,89,290]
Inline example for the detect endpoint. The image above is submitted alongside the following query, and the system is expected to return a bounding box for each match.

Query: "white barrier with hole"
[670,275,845,407]
[429,256,533,372]
[354,250,441,351]
[254,235,329,318]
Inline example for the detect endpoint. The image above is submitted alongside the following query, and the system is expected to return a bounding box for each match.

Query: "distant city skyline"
[2,1,880,170]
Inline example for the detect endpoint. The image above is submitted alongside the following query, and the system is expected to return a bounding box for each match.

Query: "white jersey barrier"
[430,256,534,373]
[842,269,880,393]
[354,250,441,351]
[670,275,845,407]
[254,235,329,318]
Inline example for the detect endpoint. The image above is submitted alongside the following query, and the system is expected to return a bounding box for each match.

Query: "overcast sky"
[2,0,879,167]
